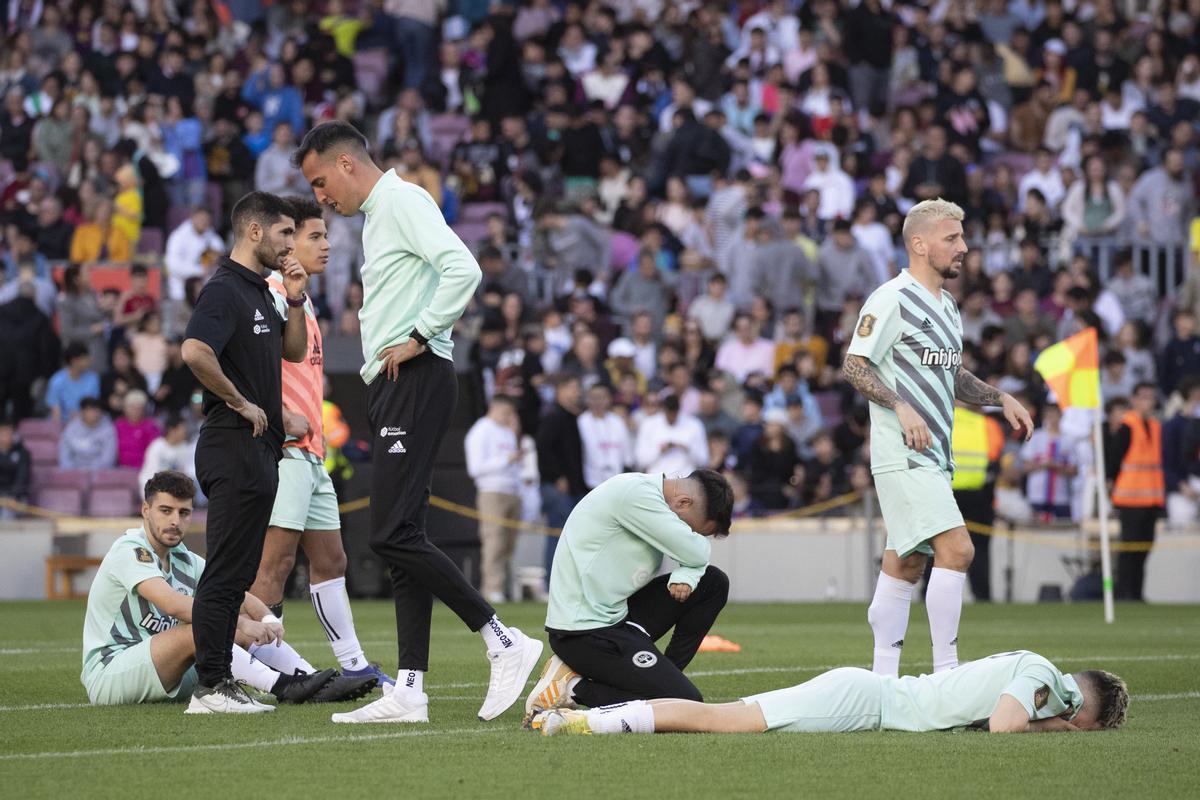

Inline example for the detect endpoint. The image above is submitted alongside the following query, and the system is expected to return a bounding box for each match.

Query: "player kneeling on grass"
[532,650,1127,736]
[81,470,379,713]
[523,470,733,727]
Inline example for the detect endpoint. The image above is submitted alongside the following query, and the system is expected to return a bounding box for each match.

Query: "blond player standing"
[841,199,1033,677]
[249,197,393,689]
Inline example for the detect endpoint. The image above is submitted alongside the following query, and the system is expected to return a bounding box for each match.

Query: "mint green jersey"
[357,169,482,383]
[81,528,205,682]
[846,270,963,475]
[882,650,1084,731]
[545,473,712,632]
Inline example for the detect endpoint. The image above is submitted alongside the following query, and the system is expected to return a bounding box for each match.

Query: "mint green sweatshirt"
[357,170,481,384]
[546,473,712,632]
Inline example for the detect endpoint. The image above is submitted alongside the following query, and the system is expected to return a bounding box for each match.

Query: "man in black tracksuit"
[536,375,587,583]
[181,192,311,711]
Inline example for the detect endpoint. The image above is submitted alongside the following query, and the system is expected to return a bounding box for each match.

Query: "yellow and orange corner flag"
[1034,328,1100,409]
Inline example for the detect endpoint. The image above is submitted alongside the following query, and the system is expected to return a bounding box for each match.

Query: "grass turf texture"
[0,601,1196,799]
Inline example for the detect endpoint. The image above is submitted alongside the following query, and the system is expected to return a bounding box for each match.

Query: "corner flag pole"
[1091,401,1115,624]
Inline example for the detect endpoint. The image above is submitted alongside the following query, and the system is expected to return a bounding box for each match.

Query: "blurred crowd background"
[1,0,1199,560]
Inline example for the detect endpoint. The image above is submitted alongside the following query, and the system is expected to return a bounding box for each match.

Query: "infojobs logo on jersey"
[920,347,961,370]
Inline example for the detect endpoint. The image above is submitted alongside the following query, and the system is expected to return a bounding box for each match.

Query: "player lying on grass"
[531,649,1127,736]
[523,470,733,727]
[81,470,378,713]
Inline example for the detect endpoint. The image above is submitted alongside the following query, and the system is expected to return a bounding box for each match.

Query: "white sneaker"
[330,682,429,724]
[185,680,274,714]
[477,628,544,721]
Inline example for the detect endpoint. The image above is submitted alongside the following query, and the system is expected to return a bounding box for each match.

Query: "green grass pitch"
[1,600,1196,798]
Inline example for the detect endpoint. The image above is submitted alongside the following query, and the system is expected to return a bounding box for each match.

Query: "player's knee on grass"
[932,529,974,571]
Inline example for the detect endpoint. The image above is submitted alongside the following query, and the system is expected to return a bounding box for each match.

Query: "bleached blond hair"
[902,198,965,249]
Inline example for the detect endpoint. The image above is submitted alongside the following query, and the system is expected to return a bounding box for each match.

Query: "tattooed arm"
[842,354,903,409]
[843,354,934,451]
[954,365,1004,406]
[955,366,1036,441]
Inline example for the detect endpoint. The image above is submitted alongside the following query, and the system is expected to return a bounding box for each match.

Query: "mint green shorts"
[874,467,965,557]
[269,454,341,531]
[83,639,197,705]
[743,668,883,733]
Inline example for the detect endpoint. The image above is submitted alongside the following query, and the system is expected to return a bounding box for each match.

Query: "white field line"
[3,652,1196,713]
[0,726,506,762]
[0,690,1195,761]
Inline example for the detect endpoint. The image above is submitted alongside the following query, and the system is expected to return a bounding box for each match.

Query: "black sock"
[267,602,284,620]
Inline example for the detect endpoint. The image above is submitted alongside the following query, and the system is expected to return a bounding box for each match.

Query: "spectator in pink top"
[114,389,161,469]
[715,314,777,384]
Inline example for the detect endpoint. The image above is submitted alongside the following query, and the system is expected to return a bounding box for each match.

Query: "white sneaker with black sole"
[477,628,544,721]
[185,679,274,714]
[330,683,429,724]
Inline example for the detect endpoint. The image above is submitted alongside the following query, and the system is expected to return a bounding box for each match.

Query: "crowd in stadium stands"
[1,0,1200,542]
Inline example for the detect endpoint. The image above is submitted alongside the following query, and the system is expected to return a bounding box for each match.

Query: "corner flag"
[1033,328,1100,409]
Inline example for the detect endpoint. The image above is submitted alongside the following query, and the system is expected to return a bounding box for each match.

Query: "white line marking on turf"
[0,726,507,762]
[0,691,1195,760]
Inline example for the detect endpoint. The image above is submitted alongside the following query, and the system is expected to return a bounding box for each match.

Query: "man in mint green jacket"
[523,469,733,726]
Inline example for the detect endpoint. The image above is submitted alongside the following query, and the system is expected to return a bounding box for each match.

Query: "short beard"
[255,240,282,272]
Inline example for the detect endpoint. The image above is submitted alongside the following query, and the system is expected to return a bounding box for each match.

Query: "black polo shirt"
[184,257,284,455]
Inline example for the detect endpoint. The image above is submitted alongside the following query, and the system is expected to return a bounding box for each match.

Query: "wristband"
[262,614,281,625]
[410,328,429,347]
[286,292,307,308]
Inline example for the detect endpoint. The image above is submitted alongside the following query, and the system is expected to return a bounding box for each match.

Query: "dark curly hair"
[143,470,197,504]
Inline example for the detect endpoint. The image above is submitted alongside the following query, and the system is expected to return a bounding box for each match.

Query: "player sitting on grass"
[531,649,1127,736]
[81,470,378,713]
[523,470,733,727]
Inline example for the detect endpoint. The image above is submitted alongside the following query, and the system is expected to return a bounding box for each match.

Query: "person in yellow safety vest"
[322,399,354,483]
[951,402,1006,602]
[1105,382,1164,602]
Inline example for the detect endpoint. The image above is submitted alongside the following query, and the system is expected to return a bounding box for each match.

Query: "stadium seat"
[137,227,164,256]
[460,202,507,224]
[90,467,141,490]
[18,418,61,441]
[33,487,84,516]
[428,113,470,166]
[353,49,390,106]
[87,487,139,517]
[39,468,92,490]
[815,391,843,428]
[24,438,59,468]
[452,221,488,250]
[167,205,192,235]
[206,182,223,221]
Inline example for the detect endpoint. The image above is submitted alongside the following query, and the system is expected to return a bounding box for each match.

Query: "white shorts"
[83,639,197,706]
[874,467,965,557]
[269,453,341,531]
[743,668,883,733]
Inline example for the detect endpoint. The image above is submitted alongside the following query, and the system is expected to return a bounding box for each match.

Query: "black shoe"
[310,672,379,703]
[271,668,338,704]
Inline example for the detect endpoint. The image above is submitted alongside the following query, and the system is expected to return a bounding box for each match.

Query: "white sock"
[587,701,655,734]
[230,644,280,693]
[310,577,368,671]
[398,669,424,693]
[926,567,967,673]
[248,640,316,675]
[480,615,517,651]
[868,571,914,678]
